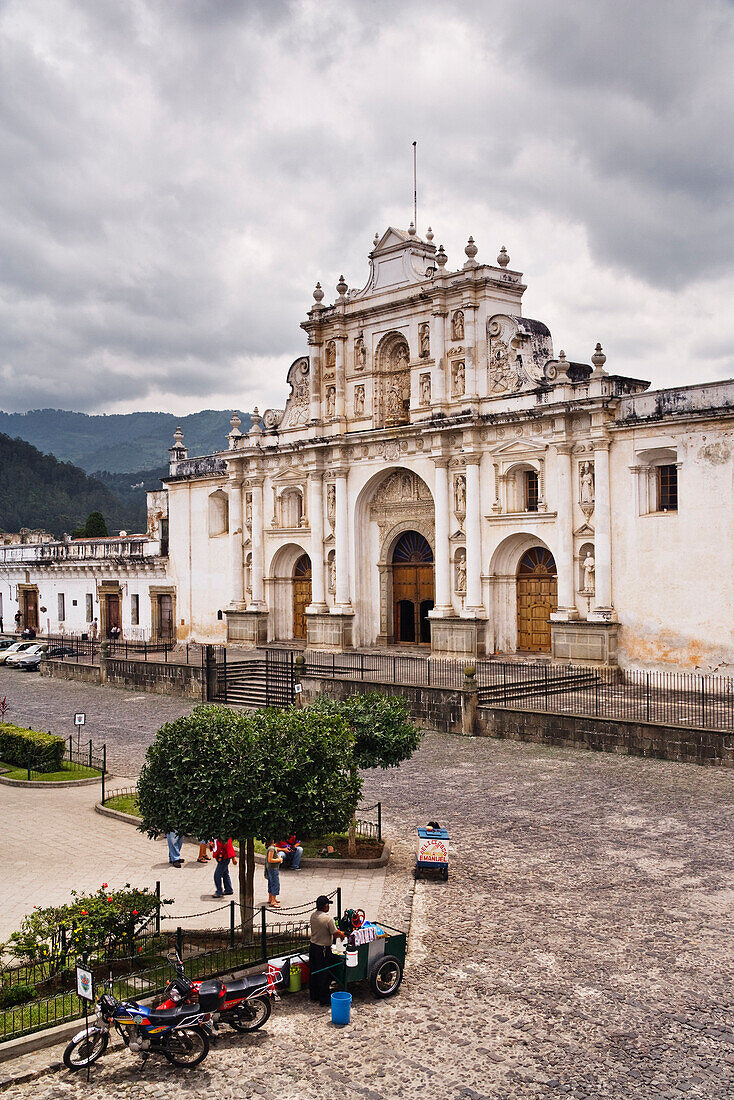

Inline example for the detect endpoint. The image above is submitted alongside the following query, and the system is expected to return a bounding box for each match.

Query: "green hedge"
[0,724,65,773]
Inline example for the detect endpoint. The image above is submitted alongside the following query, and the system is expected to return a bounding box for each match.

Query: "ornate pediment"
[574,522,595,538]
[370,470,432,506]
[491,438,547,458]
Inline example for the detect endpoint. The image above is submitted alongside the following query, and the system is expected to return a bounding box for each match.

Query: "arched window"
[208,490,229,536]
[279,488,304,528]
[392,531,433,563]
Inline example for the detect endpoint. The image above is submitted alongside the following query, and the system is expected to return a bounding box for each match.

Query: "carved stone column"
[333,468,351,610]
[307,471,327,610]
[309,340,322,423]
[550,443,578,620]
[464,457,483,612]
[430,309,447,406]
[248,477,266,610]
[227,471,245,609]
[334,333,347,421]
[463,302,479,399]
[431,458,452,613]
[591,438,614,617]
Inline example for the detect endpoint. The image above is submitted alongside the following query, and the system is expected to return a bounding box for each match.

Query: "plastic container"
[345,949,358,968]
[331,991,352,1026]
[288,964,302,993]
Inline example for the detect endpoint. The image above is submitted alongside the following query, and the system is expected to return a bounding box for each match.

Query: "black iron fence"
[356,802,382,843]
[12,735,107,782]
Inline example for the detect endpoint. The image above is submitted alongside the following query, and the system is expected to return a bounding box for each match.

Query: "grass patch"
[105,792,140,815]
[0,990,85,1042]
[0,760,101,782]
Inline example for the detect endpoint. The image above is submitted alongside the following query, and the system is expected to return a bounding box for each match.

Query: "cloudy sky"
[1,0,733,415]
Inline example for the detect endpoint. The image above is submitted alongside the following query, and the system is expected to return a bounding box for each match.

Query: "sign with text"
[417,836,449,865]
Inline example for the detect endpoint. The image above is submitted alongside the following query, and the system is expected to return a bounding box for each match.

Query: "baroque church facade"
[161,227,734,670]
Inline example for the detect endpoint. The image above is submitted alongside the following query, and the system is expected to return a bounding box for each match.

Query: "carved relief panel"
[375,334,411,427]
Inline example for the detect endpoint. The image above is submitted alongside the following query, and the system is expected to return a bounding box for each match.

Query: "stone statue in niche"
[395,344,410,372]
[419,322,430,358]
[326,386,336,418]
[354,385,365,416]
[580,462,595,508]
[401,474,412,499]
[419,373,431,406]
[245,492,252,528]
[455,553,467,594]
[452,360,465,398]
[325,340,336,374]
[451,310,464,341]
[326,483,336,523]
[328,555,336,594]
[455,474,466,513]
[387,380,403,418]
[354,336,366,371]
[582,550,595,594]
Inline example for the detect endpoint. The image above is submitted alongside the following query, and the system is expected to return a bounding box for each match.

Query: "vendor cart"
[331,922,406,997]
[416,825,449,880]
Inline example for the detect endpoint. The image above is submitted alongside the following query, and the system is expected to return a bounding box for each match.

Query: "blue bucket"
[331,991,352,1026]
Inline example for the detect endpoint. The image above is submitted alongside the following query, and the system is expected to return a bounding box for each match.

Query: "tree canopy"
[308,691,422,771]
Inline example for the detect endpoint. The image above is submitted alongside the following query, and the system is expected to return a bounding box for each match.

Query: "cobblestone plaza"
[2,670,734,1098]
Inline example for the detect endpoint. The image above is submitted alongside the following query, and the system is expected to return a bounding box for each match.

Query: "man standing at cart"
[309,895,345,1006]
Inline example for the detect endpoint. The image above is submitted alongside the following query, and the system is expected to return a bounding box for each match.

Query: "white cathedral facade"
[160,226,734,671]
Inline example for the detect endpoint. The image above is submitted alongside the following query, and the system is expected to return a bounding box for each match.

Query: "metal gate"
[206,649,295,708]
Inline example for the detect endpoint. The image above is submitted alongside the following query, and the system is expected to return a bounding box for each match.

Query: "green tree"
[136,704,361,928]
[84,510,108,537]
[308,692,422,855]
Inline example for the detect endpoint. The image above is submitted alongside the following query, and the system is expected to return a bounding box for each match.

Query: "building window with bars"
[525,469,539,512]
[131,594,140,626]
[657,464,678,511]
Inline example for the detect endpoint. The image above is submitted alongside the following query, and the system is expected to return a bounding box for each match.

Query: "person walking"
[166,831,184,868]
[197,839,212,863]
[265,841,284,907]
[308,895,345,1006]
[212,837,236,897]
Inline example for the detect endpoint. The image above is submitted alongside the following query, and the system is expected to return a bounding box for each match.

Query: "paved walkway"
[0,782,386,942]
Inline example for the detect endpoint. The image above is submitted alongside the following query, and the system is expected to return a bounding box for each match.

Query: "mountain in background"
[0,409,251,475]
[0,433,143,537]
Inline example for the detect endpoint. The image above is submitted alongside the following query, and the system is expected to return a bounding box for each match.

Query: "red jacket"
[214,838,236,860]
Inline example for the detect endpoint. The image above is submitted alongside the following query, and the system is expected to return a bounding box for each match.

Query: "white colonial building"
[158,226,734,672]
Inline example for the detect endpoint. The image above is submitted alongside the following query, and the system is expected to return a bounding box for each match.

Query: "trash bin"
[331,991,351,1026]
[289,963,302,993]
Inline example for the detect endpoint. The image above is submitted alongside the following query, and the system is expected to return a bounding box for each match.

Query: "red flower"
[101,883,108,889]
[81,910,88,916]
[132,910,138,915]
[106,897,112,902]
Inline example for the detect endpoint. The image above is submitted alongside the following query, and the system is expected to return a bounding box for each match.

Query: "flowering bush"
[1,884,170,968]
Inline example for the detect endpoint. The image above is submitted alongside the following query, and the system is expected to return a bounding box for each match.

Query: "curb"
[0,773,108,789]
[93,802,391,867]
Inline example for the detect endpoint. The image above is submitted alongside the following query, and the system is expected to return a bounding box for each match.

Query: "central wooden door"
[21,590,38,631]
[516,547,557,653]
[159,595,174,642]
[106,594,121,636]
[392,532,434,645]
[292,554,312,640]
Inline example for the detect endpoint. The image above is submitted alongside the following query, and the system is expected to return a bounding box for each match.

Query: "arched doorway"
[516,547,557,652]
[392,532,434,645]
[292,554,312,640]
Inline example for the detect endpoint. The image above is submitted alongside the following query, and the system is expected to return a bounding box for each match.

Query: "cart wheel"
[442,867,449,881]
[369,955,403,998]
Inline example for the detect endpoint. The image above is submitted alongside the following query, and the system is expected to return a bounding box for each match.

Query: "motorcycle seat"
[225,974,268,996]
[146,1006,196,1024]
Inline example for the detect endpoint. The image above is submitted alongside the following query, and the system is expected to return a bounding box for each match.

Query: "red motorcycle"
[156,953,278,1032]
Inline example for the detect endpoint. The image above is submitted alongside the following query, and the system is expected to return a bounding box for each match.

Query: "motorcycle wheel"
[63,1029,109,1070]
[229,996,271,1032]
[163,1026,209,1067]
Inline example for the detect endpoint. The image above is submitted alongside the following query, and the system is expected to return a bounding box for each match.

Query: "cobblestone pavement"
[2,680,734,1097]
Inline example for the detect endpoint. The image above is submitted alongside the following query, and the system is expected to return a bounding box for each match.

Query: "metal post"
[101,746,106,804]
[337,886,342,922]
[144,641,147,662]
[176,926,183,960]
[377,802,382,843]
[702,678,706,727]
[261,906,267,961]
[27,757,31,781]
[155,881,161,934]
[646,672,650,722]
[88,739,92,767]
[223,648,227,704]
[544,665,549,711]
[230,901,236,949]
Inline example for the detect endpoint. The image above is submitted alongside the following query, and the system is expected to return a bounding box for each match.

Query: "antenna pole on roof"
[412,141,417,232]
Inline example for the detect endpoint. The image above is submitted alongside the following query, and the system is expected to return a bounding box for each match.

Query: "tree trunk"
[348,816,357,858]
[239,836,256,935]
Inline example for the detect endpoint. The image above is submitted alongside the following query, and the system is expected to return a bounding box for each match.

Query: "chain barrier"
[159,904,231,920]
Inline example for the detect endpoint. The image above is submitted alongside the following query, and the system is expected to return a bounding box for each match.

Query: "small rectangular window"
[86,593,93,622]
[658,464,678,511]
[131,594,140,626]
[58,593,65,621]
[525,470,539,512]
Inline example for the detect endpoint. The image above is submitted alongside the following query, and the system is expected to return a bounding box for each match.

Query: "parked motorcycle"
[63,988,213,1070]
[156,951,277,1032]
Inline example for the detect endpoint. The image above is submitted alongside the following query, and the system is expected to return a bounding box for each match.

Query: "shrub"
[0,723,65,773]
[0,984,37,1008]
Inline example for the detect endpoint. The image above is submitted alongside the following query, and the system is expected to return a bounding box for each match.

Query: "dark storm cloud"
[0,0,732,414]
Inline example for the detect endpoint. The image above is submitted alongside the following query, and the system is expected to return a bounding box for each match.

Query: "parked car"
[5,643,47,667]
[0,638,16,652]
[0,641,37,665]
[13,645,74,672]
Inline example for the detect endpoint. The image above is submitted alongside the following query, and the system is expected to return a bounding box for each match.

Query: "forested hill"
[0,433,139,537]
[0,409,252,475]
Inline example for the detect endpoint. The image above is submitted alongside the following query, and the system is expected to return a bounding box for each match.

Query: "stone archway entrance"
[392,532,434,645]
[292,554,312,641]
[516,547,557,653]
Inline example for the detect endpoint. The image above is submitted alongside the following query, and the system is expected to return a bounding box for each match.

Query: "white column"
[334,336,346,420]
[464,458,483,612]
[432,459,452,613]
[308,472,327,610]
[249,477,266,609]
[333,469,351,609]
[309,341,321,423]
[464,304,478,399]
[228,474,245,608]
[551,444,578,619]
[430,310,447,406]
[592,439,613,614]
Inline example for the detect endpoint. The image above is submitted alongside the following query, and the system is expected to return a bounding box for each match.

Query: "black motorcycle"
[157,951,277,1032]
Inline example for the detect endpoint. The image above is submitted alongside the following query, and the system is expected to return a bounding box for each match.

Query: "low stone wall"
[103,657,205,699]
[476,705,734,766]
[41,660,102,685]
[300,675,469,735]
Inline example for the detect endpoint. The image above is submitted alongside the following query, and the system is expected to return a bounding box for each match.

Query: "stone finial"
[336,274,348,301]
[436,244,448,268]
[248,407,263,437]
[169,425,187,474]
[313,281,324,306]
[497,246,510,268]
[172,426,185,450]
[228,411,243,449]
[373,231,380,247]
[408,221,416,237]
[426,226,434,241]
[591,342,607,373]
[559,350,567,364]
[464,236,478,268]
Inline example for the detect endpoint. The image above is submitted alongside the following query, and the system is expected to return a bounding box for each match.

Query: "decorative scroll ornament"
[282,357,310,427]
